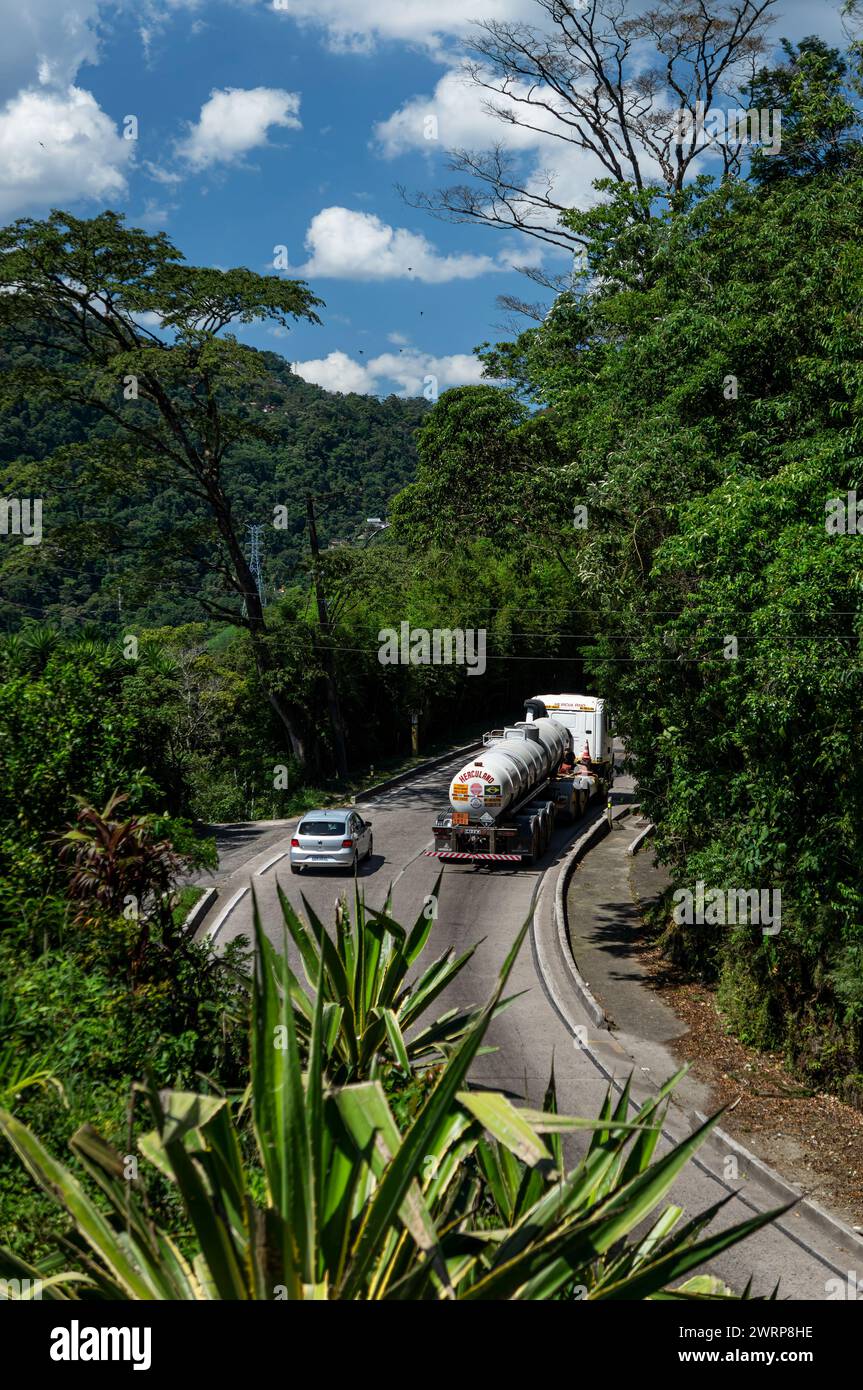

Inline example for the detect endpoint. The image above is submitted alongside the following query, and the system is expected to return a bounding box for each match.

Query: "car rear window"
[299,821,347,836]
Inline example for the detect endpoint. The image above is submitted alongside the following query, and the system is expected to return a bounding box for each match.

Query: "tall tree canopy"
[0,210,323,759]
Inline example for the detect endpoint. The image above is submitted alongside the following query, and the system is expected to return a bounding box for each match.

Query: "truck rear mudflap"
[423,850,523,862]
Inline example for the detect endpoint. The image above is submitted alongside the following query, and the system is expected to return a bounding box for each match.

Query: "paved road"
[198,754,585,1103]
[194,755,862,1300]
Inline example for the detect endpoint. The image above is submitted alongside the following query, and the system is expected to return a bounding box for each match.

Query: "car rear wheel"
[290,861,302,874]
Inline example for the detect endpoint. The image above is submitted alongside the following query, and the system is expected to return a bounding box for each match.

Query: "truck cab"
[526,694,614,780]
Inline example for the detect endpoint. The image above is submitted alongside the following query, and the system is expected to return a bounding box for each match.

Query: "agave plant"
[272,873,507,1081]
[0,901,784,1300]
[15,623,62,673]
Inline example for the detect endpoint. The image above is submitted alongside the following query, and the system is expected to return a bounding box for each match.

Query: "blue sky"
[0,0,852,397]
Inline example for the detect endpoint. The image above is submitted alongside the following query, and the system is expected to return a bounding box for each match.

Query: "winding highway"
[194,751,863,1301]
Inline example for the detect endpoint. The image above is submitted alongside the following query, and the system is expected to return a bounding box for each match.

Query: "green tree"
[474,157,863,1088]
[749,37,863,184]
[0,211,323,761]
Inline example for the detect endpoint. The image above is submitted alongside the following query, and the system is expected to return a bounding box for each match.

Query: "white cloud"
[292,346,487,397]
[0,1,104,99]
[297,206,503,282]
[134,201,175,229]
[143,160,183,185]
[375,64,555,159]
[176,86,302,170]
[292,350,378,394]
[0,84,133,218]
[283,0,849,55]
[132,309,166,328]
[273,0,535,54]
[370,349,487,396]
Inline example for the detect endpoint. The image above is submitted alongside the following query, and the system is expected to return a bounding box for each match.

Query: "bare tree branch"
[402,0,778,251]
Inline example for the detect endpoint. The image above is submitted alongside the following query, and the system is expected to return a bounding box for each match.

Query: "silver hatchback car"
[289,809,373,874]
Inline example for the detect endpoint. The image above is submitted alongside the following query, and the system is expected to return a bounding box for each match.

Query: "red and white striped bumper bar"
[424,850,523,862]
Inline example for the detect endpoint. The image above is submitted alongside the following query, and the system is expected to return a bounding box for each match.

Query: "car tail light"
[290,838,299,847]
[341,838,354,848]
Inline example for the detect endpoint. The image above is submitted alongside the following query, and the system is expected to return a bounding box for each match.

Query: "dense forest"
[0,336,428,631]
[472,40,863,1101]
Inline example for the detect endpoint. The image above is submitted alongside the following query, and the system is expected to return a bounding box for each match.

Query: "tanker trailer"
[425,717,571,864]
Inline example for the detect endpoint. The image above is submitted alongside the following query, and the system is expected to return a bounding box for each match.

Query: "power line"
[2,590,861,645]
[311,642,863,663]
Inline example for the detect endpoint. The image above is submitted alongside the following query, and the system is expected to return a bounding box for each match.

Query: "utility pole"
[306,494,349,781]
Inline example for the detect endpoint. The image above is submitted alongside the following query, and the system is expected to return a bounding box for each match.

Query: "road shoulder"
[565,816,863,1238]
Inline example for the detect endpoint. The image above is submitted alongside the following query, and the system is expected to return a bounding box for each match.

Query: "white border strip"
[626,821,656,856]
[256,850,288,876]
[205,883,250,942]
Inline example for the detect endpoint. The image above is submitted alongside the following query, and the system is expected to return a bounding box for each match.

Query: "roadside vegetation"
[0,898,779,1300]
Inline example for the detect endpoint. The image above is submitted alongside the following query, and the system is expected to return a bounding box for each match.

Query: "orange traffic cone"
[581,739,591,764]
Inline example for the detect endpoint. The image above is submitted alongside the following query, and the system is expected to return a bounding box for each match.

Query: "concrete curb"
[626,821,656,856]
[542,811,863,1263]
[205,883,250,944]
[549,804,634,1030]
[692,1110,863,1257]
[181,886,217,936]
[352,739,482,802]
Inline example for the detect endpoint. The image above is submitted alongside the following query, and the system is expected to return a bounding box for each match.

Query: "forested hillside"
[0,336,427,631]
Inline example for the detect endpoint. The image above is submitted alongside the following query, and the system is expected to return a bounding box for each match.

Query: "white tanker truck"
[426,694,614,864]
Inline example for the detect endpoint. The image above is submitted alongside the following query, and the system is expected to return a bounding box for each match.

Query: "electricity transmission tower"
[242,523,266,617]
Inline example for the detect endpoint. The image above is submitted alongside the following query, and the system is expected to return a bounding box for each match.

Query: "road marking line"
[206,883,250,941]
[257,851,288,875]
